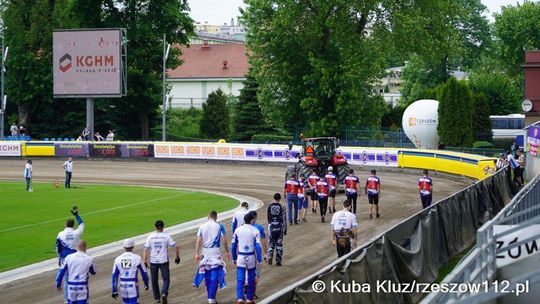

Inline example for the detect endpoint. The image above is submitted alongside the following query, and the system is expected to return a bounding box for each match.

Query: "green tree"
[468,72,521,115]
[472,92,492,142]
[400,55,448,105]
[437,77,474,147]
[242,0,489,136]
[3,0,55,129]
[495,1,540,77]
[1,0,194,140]
[200,89,230,139]
[231,73,270,142]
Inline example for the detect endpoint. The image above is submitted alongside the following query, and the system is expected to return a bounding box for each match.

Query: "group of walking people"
[52,165,435,304]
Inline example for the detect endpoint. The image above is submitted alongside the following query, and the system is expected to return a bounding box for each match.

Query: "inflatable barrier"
[0,141,496,180]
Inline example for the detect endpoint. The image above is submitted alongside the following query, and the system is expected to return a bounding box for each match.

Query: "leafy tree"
[495,2,540,77]
[2,0,55,130]
[400,55,448,105]
[437,77,474,147]
[472,92,492,142]
[381,104,405,130]
[200,89,230,139]
[231,73,271,142]
[242,0,489,136]
[1,0,194,140]
[468,72,521,115]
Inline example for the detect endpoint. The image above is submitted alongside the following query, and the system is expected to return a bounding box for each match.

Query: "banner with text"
[0,142,22,156]
[527,126,540,157]
[153,143,398,167]
[89,143,121,157]
[54,143,89,157]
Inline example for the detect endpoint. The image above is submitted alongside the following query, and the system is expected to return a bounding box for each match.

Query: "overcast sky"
[187,0,527,25]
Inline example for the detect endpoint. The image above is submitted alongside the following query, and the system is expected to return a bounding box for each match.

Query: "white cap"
[328,166,333,171]
[123,238,135,248]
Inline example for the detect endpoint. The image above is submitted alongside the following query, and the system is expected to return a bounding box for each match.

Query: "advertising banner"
[0,142,22,156]
[89,143,121,157]
[54,143,88,157]
[120,144,154,158]
[494,224,540,267]
[153,143,398,167]
[527,126,540,157]
[53,29,123,97]
[339,148,398,167]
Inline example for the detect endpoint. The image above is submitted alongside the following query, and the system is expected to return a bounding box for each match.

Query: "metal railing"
[422,170,540,304]
[169,97,207,109]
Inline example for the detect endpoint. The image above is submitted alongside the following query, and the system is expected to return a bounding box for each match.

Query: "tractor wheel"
[285,165,296,181]
[336,164,351,185]
[296,162,312,181]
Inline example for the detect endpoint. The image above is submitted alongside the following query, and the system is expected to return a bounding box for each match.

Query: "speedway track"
[0,159,470,303]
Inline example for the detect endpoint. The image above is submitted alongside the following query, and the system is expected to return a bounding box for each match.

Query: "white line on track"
[0,192,192,233]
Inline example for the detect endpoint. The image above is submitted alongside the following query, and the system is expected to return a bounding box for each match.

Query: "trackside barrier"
[421,171,540,304]
[260,168,514,304]
[0,141,496,179]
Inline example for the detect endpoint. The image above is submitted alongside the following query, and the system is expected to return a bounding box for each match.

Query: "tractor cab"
[302,137,338,167]
[286,136,349,186]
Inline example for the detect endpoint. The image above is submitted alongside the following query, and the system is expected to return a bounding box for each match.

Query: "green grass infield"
[0,181,237,271]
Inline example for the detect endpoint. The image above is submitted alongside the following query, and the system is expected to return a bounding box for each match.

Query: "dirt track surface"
[0,159,471,303]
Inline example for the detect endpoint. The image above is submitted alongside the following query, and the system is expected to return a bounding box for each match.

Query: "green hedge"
[472,141,494,149]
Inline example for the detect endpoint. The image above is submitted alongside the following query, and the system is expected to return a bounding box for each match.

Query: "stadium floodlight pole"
[1,35,6,140]
[162,34,170,142]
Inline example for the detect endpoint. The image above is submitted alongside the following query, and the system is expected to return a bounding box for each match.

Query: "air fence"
[260,168,515,304]
[421,170,540,304]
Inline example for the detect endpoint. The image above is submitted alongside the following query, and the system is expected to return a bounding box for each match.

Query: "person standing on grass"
[365,169,381,219]
[112,238,149,304]
[63,157,74,188]
[55,240,96,304]
[331,200,358,257]
[344,169,360,214]
[143,220,180,304]
[418,170,434,209]
[193,211,229,304]
[24,159,33,191]
[56,207,85,304]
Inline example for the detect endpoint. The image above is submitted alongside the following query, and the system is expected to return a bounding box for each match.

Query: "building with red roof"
[167,42,250,108]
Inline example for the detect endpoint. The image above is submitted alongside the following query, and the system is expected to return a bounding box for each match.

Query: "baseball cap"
[123,238,135,248]
[328,166,333,171]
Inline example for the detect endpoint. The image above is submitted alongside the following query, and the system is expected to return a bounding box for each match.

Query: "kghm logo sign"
[59,53,72,72]
[408,117,436,127]
[59,53,115,73]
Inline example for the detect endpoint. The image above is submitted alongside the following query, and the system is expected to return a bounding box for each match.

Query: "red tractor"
[286,137,351,184]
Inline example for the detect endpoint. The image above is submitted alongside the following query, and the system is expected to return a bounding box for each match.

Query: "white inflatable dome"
[402,99,440,149]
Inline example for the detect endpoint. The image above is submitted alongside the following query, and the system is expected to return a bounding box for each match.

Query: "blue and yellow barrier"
[22,142,55,157]
[398,149,497,180]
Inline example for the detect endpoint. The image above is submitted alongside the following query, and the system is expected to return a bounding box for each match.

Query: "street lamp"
[162,34,171,141]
